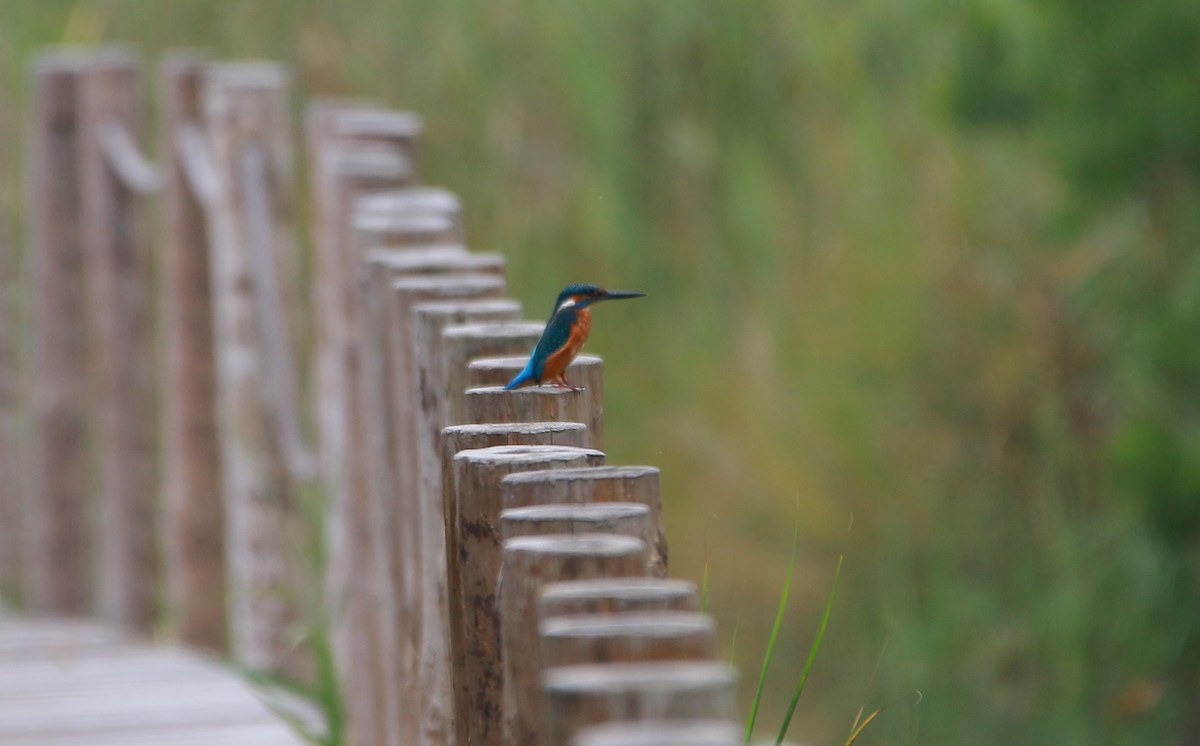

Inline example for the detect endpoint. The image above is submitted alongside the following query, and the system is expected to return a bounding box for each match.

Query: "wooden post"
[502,466,668,576]
[542,662,737,746]
[79,47,158,633]
[449,445,606,746]
[540,578,700,620]
[327,107,423,172]
[26,52,91,614]
[367,246,504,278]
[203,61,308,678]
[354,210,461,249]
[501,503,653,548]
[540,611,718,668]
[573,720,742,746]
[357,187,463,236]
[372,274,508,744]
[465,385,599,449]
[469,355,605,447]
[500,534,648,745]
[160,52,226,652]
[439,421,591,735]
[319,143,412,746]
[411,299,526,745]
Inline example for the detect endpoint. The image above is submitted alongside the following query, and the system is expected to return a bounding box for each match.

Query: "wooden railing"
[4,45,747,745]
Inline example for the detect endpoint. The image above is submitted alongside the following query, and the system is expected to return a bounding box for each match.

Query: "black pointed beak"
[596,289,646,302]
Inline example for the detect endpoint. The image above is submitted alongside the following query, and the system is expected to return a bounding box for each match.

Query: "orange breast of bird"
[542,307,591,383]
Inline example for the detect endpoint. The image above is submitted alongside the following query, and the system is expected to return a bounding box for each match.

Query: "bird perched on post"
[505,283,645,390]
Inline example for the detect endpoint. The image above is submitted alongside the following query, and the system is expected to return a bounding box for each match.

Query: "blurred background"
[2,1,1199,743]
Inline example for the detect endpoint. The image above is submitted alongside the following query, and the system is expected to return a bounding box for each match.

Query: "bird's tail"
[504,364,534,391]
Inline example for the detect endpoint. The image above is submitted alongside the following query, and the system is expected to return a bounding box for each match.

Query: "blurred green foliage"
[2,0,1198,743]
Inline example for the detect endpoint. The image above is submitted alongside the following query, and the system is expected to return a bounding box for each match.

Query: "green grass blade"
[743,523,799,743]
[701,558,710,614]
[775,554,844,746]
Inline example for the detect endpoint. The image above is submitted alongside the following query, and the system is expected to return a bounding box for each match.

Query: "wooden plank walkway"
[0,612,310,745]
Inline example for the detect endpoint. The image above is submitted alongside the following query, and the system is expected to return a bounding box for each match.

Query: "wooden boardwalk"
[0,612,309,746]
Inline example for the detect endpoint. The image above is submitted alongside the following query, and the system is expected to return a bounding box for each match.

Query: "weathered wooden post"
[540,611,718,668]
[469,354,605,447]
[449,445,605,746]
[26,52,91,614]
[500,534,649,744]
[80,47,160,634]
[203,61,310,678]
[573,720,742,746]
[318,142,412,746]
[374,273,507,744]
[540,578,700,619]
[160,52,226,652]
[411,299,527,745]
[466,385,600,449]
[438,421,591,737]
[502,466,668,576]
[543,662,737,745]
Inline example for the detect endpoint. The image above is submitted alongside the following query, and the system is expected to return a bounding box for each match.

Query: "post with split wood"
[203,61,312,678]
[499,533,649,745]
[448,445,605,746]
[160,51,226,652]
[25,52,91,614]
[80,47,160,634]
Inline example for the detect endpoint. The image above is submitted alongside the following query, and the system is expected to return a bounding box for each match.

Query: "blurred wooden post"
[540,611,718,668]
[469,354,605,447]
[540,578,700,620]
[355,210,460,249]
[439,422,591,727]
[376,273,506,744]
[502,466,667,576]
[449,445,605,746]
[466,385,598,448]
[0,168,19,599]
[160,52,226,652]
[543,662,737,746]
[203,61,308,677]
[357,187,463,237]
[500,534,648,744]
[410,299,525,745]
[25,52,91,614]
[80,47,159,633]
[573,721,742,746]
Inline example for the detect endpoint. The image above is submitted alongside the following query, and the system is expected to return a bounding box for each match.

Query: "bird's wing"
[529,307,576,381]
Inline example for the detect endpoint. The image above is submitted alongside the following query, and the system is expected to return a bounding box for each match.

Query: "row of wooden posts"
[4,46,746,745]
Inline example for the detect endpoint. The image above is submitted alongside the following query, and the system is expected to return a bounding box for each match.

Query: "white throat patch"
[556,297,577,312]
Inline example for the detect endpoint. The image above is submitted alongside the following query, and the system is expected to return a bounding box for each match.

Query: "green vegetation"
[2,1,1198,743]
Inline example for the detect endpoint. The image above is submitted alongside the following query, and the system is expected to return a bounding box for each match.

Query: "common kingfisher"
[505,283,645,390]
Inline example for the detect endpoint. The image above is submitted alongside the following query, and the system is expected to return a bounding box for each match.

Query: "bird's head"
[552,283,646,314]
